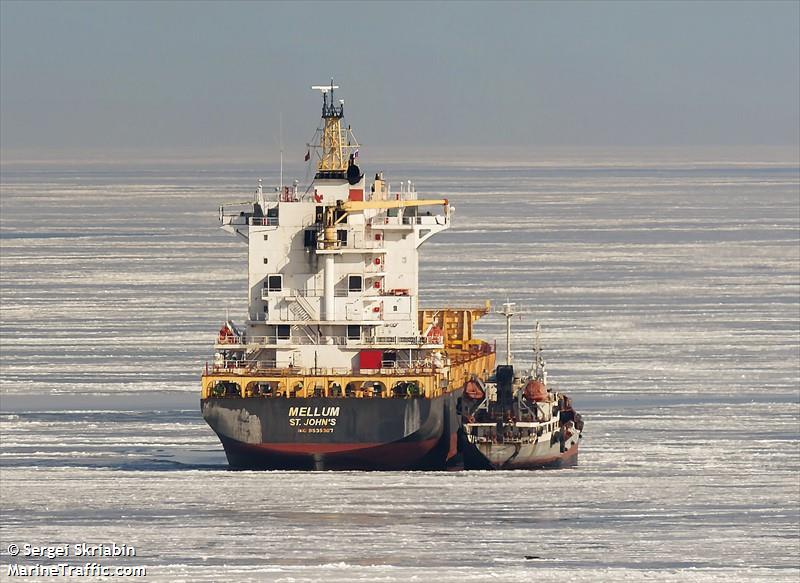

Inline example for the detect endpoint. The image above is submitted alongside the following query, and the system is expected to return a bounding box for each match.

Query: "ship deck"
[202,343,496,400]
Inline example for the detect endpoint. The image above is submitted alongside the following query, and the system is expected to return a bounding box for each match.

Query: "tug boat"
[200,82,496,470]
[459,304,583,470]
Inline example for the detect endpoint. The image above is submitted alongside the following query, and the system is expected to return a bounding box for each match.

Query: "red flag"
[304,150,310,162]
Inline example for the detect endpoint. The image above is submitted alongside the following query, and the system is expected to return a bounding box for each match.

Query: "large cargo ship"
[201,83,497,470]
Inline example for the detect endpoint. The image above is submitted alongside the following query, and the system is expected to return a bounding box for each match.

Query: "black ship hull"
[201,390,462,471]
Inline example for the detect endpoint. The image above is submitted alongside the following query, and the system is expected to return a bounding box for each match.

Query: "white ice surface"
[1,161,798,581]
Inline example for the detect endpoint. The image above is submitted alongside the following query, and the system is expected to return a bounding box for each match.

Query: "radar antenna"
[311,79,343,118]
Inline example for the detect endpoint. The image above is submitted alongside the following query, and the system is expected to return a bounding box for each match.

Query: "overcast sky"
[1,1,798,161]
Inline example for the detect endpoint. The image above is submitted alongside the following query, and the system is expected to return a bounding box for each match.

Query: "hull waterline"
[460,431,580,470]
[202,390,462,471]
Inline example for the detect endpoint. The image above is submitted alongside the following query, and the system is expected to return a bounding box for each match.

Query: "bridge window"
[347,325,361,340]
[304,229,317,248]
[266,275,282,293]
[277,325,290,340]
[348,275,363,293]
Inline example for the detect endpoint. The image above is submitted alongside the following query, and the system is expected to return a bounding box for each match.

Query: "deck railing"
[250,217,279,226]
[208,359,441,376]
[216,335,444,347]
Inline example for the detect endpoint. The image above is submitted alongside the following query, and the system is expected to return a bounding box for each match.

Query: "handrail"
[369,214,447,227]
[206,360,444,377]
[401,215,447,225]
[315,240,385,251]
[215,334,445,346]
[250,217,279,226]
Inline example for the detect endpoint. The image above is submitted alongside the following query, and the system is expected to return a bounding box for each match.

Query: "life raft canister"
[524,380,548,402]
[218,324,234,344]
[464,379,485,400]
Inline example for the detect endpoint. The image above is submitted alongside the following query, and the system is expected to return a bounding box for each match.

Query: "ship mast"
[311,81,345,177]
[500,301,516,365]
[310,80,359,179]
[533,321,547,383]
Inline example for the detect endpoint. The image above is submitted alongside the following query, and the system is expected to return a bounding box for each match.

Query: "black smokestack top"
[496,365,515,410]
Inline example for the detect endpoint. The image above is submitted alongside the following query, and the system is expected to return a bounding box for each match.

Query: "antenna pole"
[279,112,284,192]
[500,301,515,365]
[533,321,547,383]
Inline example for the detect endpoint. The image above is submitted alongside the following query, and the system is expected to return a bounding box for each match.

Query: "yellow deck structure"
[201,306,496,400]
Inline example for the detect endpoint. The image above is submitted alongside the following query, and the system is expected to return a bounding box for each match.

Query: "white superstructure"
[216,83,451,371]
